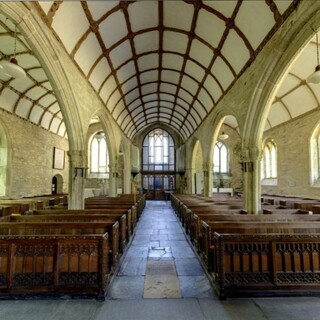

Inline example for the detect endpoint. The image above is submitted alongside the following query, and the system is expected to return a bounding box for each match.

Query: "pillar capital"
[67,150,87,167]
[240,146,262,163]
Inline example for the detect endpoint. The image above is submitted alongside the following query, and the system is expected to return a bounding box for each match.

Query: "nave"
[1,201,320,320]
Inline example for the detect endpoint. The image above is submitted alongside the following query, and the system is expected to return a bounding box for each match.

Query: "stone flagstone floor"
[107,200,213,299]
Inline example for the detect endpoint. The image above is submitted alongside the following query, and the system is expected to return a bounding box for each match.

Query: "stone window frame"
[88,131,109,179]
[261,139,277,186]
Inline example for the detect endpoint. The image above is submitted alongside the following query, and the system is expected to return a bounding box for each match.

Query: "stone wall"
[0,109,69,199]
[261,109,320,199]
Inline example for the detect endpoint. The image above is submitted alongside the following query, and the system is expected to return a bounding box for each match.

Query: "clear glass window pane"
[90,133,109,174]
[142,128,175,172]
[271,145,277,177]
[91,138,99,173]
[262,141,277,179]
[220,145,227,172]
[213,142,228,173]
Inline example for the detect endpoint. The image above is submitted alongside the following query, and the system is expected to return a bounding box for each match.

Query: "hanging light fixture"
[0,24,26,79]
[219,124,229,140]
[307,30,320,84]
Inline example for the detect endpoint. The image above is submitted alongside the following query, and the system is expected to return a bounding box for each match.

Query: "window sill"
[88,173,109,179]
[261,178,277,186]
[311,179,320,188]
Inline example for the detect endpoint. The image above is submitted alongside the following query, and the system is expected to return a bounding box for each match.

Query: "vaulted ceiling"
[1,1,318,141]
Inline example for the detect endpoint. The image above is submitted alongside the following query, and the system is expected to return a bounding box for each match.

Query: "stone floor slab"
[146,260,177,276]
[175,257,206,276]
[118,257,147,276]
[107,276,145,299]
[179,275,214,298]
[143,275,181,298]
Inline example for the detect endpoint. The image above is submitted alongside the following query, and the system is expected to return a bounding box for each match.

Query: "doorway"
[52,174,63,194]
[52,176,57,194]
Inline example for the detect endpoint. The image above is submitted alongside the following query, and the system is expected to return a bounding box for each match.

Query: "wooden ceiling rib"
[1,0,315,142]
[65,0,288,140]
[0,12,66,137]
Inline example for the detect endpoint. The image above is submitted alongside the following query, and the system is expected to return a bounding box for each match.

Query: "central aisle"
[107,200,213,299]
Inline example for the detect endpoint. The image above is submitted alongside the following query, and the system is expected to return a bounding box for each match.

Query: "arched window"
[214,141,228,173]
[142,128,175,171]
[90,132,109,175]
[310,124,320,186]
[261,140,277,179]
[142,129,175,199]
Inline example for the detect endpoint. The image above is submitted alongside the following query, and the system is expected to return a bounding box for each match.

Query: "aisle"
[107,200,213,299]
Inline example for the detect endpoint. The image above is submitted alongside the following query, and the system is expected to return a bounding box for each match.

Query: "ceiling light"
[95,131,105,141]
[0,25,26,79]
[219,124,229,140]
[219,132,229,140]
[307,30,320,84]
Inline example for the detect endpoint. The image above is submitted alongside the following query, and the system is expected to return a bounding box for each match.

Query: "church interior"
[1,1,320,319]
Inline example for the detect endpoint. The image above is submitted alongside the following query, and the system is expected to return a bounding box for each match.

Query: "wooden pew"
[173,193,320,299]
[312,205,320,214]
[190,210,315,254]
[35,208,131,251]
[84,203,138,230]
[0,233,109,300]
[200,221,320,272]
[212,232,320,300]
[85,193,146,217]
[0,221,120,271]
[293,200,320,211]
[8,212,127,255]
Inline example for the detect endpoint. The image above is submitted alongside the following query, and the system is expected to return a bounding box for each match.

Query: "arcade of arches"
[1,1,320,213]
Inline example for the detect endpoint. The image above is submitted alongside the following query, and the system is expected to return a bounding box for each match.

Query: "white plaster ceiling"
[0,1,315,141]
[0,13,66,137]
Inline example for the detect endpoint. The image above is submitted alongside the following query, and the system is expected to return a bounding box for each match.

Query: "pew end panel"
[0,234,110,300]
[212,232,320,300]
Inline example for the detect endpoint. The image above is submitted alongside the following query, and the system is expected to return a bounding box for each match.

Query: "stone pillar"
[241,147,262,214]
[203,163,213,197]
[123,167,132,194]
[108,163,118,197]
[184,167,193,194]
[68,150,87,209]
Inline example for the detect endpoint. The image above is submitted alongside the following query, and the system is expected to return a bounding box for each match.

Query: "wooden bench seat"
[190,211,317,253]
[33,208,131,250]
[182,208,246,243]
[199,221,320,272]
[84,204,138,229]
[262,208,309,214]
[0,221,119,271]
[293,200,320,211]
[6,213,127,255]
[85,194,146,218]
